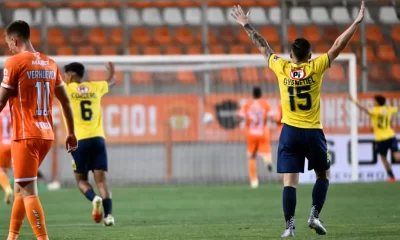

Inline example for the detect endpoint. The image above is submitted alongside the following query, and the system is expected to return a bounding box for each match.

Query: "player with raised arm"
[350,94,400,182]
[63,62,116,226]
[237,86,273,188]
[0,102,13,204]
[232,1,365,237]
[0,20,77,240]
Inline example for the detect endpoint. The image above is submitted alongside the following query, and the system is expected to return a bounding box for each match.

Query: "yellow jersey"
[64,81,109,140]
[368,106,398,141]
[268,53,330,129]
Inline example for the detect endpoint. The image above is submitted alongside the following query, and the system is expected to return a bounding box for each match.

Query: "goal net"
[0,54,360,185]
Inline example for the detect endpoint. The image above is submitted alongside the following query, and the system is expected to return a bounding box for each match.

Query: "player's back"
[1,52,63,140]
[240,99,271,138]
[369,106,398,141]
[65,81,108,140]
[268,54,330,129]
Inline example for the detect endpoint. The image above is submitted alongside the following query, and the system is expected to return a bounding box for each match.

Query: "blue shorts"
[277,124,330,173]
[71,137,108,173]
[376,137,398,156]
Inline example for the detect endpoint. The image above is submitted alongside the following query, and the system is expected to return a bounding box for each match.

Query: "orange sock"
[248,158,258,183]
[7,193,25,240]
[0,170,11,191]
[23,195,48,239]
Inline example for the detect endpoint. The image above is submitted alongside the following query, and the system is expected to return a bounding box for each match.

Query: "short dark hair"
[374,95,386,106]
[64,62,85,78]
[291,38,311,61]
[5,20,30,41]
[252,86,262,99]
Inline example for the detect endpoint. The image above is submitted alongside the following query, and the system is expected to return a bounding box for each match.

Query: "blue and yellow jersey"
[368,106,398,141]
[64,81,108,140]
[268,53,330,129]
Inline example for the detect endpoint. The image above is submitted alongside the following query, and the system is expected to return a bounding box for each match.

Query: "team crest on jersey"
[273,55,279,62]
[290,69,306,80]
[77,86,89,93]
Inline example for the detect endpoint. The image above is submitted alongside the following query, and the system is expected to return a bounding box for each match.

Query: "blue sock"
[283,186,296,227]
[84,189,96,202]
[387,169,394,178]
[312,178,329,217]
[103,198,112,217]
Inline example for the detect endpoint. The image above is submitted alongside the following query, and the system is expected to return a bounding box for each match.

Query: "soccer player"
[232,1,365,237]
[237,86,273,188]
[0,20,77,240]
[274,103,283,135]
[63,61,116,226]
[0,102,13,204]
[350,94,400,182]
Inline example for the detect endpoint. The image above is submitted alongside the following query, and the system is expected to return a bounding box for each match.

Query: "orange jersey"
[1,52,64,141]
[0,104,12,145]
[238,99,272,138]
[276,104,283,131]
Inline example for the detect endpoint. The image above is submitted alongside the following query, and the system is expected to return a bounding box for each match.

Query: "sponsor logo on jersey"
[77,86,89,93]
[273,55,279,62]
[290,69,306,80]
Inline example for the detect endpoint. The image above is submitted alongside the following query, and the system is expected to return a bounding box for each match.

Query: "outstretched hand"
[354,1,365,24]
[231,5,250,26]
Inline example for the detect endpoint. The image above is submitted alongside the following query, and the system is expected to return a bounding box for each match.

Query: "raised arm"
[328,1,365,62]
[105,62,116,89]
[349,95,370,115]
[231,5,274,61]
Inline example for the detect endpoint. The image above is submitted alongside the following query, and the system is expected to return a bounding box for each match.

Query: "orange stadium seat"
[314,44,352,54]
[100,46,118,55]
[238,29,252,44]
[0,29,6,46]
[377,45,397,62]
[87,1,121,8]
[68,29,86,45]
[30,29,41,45]
[368,64,387,82]
[210,45,226,54]
[287,26,299,43]
[127,1,153,8]
[260,27,280,44]
[350,29,360,43]
[89,28,108,45]
[131,28,152,45]
[153,27,173,45]
[78,46,96,55]
[356,45,375,62]
[110,28,123,45]
[303,26,321,44]
[47,28,64,46]
[4,1,41,8]
[177,71,197,84]
[220,67,239,84]
[195,28,217,44]
[176,27,196,44]
[326,65,346,82]
[165,46,183,55]
[391,26,400,42]
[366,25,385,43]
[128,46,140,55]
[187,45,203,54]
[250,44,282,54]
[57,46,74,56]
[230,45,247,54]
[241,67,260,83]
[218,27,236,44]
[88,69,123,84]
[323,26,340,43]
[143,46,161,55]
[262,68,277,82]
[131,71,152,84]
[391,64,400,82]
[207,0,236,7]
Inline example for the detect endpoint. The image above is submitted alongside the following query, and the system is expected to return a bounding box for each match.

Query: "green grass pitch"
[0,183,399,240]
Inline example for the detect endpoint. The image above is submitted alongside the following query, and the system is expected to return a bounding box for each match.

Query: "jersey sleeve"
[1,58,19,89]
[390,106,398,114]
[93,81,109,96]
[311,53,330,74]
[268,54,286,74]
[55,67,64,88]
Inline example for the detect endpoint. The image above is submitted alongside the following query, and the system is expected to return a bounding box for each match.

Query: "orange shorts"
[0,143,11,169]
[12,139,53,183]
[247,136,271,159]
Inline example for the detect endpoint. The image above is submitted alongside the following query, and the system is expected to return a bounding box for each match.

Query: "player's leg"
[277,124,304,238]
[92,137,114,226]
[247,138,259,188]
[7,182,25,240]
[0,144,13,204]
[10,139,52,240]
[259,137,273,172]
[376,139,395,182]
[306,129,330,235]
[72,138,103,223]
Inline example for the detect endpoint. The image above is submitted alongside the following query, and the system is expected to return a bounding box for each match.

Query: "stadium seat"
[331,7,352,24]
[195,28,217,44]
[184,8,202,25]
[100,46,118,55]
[68,28,86,45]
[289,7,310,25]
[227,7,268,25]
[142,8,163,26]
[99,8,120,27]
[303,25,321,43]
[78,46,96,55]
[89,28,108,45]
[351,7,374,24]
[30,28,41,45]
[207,8,226,26]
[127,1,153,8]
[250,44,282,54]
[128,46,140,55]
[13,9,34,26]
[229,45,247,54]
[57,46,74,55]
[110,28,123,45]
[391,26,400,42]
[287,26,299,43]
[356,45,376,63]
[379,7,399,24]
[377,45,397,62]
[186,45,202,54]
[220,68,239,84]
[314,44,352,54]
[311,7,331,24]
[268,7,281,25]
[326,65,346,82]
[35,9,56,27]
[82,2,121,8]
[131,71,152,84]
[165,46,183,55]
[143,46,161,55]
[323,26,340,43]
[218,27,236,44]
[390,64,400,82]
[177,71,197,84]
[176,27,196,44]
[153,27,173,45]
[163,8,184,26]
[260,26,279,43]
[262,68,277,82]
[77,8,98,26]
[238,28,252,44]
[124,9,142,26]
[131,28,152,44]
[0,29,6,46]
[5,1,41,8]
[210,45,226,54]
[366,25,385,43]
[88,70,123,85]
[368,64,387,82]
[241,67,260,83]
[56,8,77,26]
[47,28,64,46]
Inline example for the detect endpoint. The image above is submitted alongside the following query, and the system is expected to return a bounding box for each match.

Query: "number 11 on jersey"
[35,81,50,116]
